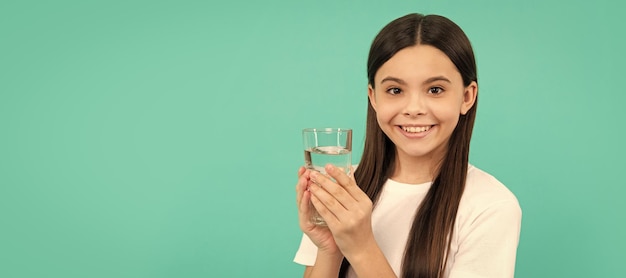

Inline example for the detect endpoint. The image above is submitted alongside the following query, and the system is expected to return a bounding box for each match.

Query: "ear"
[460,81,478,115]
[368,84,377,111]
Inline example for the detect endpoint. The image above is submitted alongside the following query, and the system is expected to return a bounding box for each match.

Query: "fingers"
[297,165,368,228]
[299,187,311,217]
[324,164,367,201]
[296,168,311,210]
[296,169,317,229]
[309,171,353,214]
[309,186,339,225]
[297,166,306,177]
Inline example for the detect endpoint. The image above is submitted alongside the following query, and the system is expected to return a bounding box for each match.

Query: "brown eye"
[428,87,443,94]
[386,87,402,95]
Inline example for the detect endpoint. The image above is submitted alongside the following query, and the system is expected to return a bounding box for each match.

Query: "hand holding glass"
[302,128,352,226]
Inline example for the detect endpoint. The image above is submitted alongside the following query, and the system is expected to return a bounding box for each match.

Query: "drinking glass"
[302,128,352,226]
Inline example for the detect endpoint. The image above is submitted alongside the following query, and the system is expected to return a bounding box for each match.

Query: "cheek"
[433,103,462,125]
[375,111,388,129]
[374,109,397,136]
[374,105,395,124]
[373,98,398,115]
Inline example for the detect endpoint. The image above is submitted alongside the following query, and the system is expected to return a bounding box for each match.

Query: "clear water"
[304,146,351,174]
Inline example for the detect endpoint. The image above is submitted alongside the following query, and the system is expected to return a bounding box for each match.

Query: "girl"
[294,13,522,278]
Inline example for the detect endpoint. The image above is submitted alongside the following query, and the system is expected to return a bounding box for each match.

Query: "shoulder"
[463,164,519,207]
[457,165,522,223]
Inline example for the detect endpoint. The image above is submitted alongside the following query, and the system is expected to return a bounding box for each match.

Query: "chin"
[397,148,432,159]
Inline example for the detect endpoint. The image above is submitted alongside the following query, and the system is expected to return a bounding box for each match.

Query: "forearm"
[304,250,344,278]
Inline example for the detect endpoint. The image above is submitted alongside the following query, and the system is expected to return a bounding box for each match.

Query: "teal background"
[1,0,624,277]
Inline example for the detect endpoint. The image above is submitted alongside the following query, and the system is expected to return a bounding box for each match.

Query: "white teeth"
[402,126,431,133]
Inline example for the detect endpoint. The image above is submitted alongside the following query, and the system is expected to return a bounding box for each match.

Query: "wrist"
[317,248,344,262]
[346,247,396,278]
[343,238,387,272]
[309,249,344,277]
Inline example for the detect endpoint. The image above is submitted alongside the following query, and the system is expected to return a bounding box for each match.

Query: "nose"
[403,92,426,117]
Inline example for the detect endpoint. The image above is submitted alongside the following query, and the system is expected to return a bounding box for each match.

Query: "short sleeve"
[293,233,318,266]
[448,200,522,278]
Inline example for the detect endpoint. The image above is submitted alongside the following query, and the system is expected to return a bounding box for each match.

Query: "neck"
[391,149,445,185]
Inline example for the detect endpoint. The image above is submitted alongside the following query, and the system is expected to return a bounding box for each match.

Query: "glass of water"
[302,128,352,226]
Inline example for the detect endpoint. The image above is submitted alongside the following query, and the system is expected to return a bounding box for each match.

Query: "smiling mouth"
[401,125,433,133]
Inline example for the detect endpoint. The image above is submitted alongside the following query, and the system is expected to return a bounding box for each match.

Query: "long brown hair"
[340,13,478,277]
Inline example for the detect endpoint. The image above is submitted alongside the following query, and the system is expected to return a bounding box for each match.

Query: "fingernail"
[325,164,334,173]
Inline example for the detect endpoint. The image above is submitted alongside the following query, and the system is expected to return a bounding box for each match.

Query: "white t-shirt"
[293,165,522,278]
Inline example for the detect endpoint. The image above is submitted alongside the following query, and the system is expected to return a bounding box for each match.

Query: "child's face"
[368,45,477,162]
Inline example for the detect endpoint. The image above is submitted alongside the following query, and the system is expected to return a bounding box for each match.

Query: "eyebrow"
[380,76,407,85]
[380,75,452,85]
[423,76,452,84]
